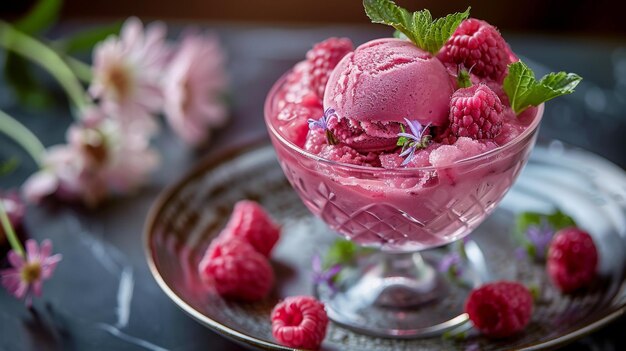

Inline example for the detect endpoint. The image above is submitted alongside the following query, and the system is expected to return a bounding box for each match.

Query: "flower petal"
[13,280,29,299]
[403,118,422,137]
[22,171,59,203]
[39,239,53,260]
[32,281,43,297]
[41,254,62,279]
[25,240,39,261]
[7,251,25,268]
[326,264,342,278]
[397,133,419,141]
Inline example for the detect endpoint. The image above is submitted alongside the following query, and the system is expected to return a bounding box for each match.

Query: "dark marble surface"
[0,23,625,350]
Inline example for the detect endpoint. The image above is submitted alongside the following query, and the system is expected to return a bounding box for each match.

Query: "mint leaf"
[364,0,414,41]
[547,210,577,230]
[515,211,543,236]
[323,239,358,269]
[515,210,576,236]
[504,60,582,114]
[393,30,408,40]
[364,0,469,54]
[397,124,408,146]
[323,238,375,269]
[457,68,472,88]
[413,7,470,54]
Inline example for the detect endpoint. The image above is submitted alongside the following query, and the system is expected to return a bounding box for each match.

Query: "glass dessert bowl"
[265,72,544,337]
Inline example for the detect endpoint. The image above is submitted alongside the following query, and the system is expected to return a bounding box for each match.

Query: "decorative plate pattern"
[144,141,626,350]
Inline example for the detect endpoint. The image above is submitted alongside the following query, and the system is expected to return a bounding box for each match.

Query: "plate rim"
[143,139,626,351]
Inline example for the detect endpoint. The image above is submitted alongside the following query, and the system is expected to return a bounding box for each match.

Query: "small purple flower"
[312,253,342,293]
[438,251,463,278]
[308,108,339,145]
[515,247,528,261]
[526,221,554,259]
[308,108,336,130]
[397,118,431,166]
[0,239,62,307]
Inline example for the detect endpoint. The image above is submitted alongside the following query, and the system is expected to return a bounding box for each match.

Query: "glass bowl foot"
[316,247,485,338]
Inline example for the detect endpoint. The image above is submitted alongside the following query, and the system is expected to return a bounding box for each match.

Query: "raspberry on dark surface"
[220,200,281,257]
[198,237,274,301]
[271,296,329,349]
[438,19,516,83]
[547,227,598,293]
[449,84,505,140]
[465,281,533,338]
[305,37,353,99]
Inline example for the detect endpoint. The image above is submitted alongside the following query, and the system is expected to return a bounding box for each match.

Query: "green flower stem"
[0,20,90,109]
[64,55,93,83]
[0,110,46,167]
[0,200,25,257]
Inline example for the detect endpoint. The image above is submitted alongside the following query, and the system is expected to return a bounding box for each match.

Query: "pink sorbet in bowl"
[266,70,543,251]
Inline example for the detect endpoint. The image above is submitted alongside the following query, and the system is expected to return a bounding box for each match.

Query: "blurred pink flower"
[0,191,25,246]
[163,31,228,145]
[23,108,159,206]
[89,17,169,134]
[0,239,62,307]
[0,191,25,230]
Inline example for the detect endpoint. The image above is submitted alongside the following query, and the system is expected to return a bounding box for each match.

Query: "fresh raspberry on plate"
[306,37,353,98]
[220,200,281,257]
[198,237,274,301]
[449,84,504,140]
[438,19,515,82]
[547,227,598,293]
[465,281,533,338]
[271,296,329,349]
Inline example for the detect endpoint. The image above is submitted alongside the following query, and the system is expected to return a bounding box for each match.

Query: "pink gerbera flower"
[163,31,228,146]
[1,239,62,307]
[90,17,170,135]
[22,107,159,206]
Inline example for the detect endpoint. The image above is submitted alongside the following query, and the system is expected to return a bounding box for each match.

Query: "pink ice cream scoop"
[323,38,454,152]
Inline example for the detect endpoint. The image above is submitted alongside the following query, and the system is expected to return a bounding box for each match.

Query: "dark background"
[1,0,626,38]
[0,1,625,351]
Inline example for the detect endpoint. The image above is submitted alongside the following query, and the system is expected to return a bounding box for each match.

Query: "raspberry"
[318,145,380,167]
[306,37,353,98]
[449,84,504,140]
[438,19,515,82]
[283,61,322,108]
[277,104,323,147]
[465,281,533,338]
[547,227,598,293]
[221,200,281,257]
[271,296,328,349]
[198,237,274,301]
[435,127,458,145]
[304,128,326,154]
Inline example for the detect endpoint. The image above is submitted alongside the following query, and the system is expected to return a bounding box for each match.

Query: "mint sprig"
[396,124,408,146]
[364,0,469,54]
[456,68,472,88]
[504,60,582,114]
[515,210,576,236]
[323,239,374,269]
